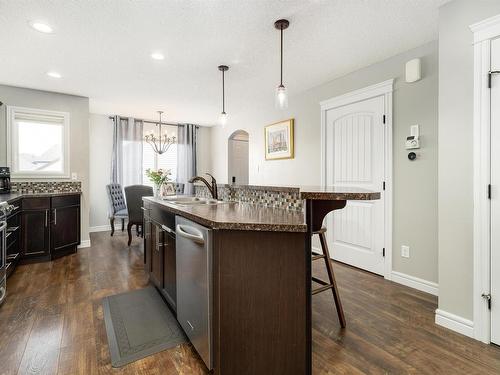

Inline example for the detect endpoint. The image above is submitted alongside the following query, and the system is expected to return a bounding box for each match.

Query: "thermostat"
[405,125,420,150]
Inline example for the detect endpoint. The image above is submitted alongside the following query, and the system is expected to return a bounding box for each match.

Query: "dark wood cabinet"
[51,196,80,258]
[18,194,81,263]
[142,202,176,311]
[144,216,152,274]
[162,231,176,309]
[21,199,51,260]
[150,223,164,289]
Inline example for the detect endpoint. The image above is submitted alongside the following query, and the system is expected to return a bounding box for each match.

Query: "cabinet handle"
[161,224,174,234]
[45,210,48,227]
[53,208,57,225]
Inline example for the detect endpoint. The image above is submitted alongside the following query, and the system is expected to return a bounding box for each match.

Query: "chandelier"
[144,111,176,154]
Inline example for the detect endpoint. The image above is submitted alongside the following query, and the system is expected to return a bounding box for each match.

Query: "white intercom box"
[406,58,421,83]
[405,125,420,149]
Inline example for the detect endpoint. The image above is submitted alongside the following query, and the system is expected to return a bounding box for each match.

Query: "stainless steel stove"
[0,202,15,306]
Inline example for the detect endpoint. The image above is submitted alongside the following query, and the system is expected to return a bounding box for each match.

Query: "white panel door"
[228,139,249,185]
[490,36,500,345]
[325,95,385,275]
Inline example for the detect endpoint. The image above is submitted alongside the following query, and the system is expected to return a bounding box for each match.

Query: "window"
[7,106,70,178]
[142,122,177,187]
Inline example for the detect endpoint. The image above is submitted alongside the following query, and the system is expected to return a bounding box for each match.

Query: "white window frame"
[7,105,71,179]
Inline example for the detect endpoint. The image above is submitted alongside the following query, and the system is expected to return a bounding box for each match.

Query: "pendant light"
[218,65,229,126]
[144,111,176,154]
[274,19,289,109]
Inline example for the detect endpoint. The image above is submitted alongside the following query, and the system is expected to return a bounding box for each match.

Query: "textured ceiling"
[0,0,449,125]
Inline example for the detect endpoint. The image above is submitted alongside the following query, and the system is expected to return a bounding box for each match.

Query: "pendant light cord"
[222,69,225,113]
[280,28,283,86]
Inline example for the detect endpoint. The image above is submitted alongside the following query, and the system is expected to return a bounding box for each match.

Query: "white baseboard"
[435,309,474,338]
[89,224,111,233]
[313,249,439,296]
[90,221,129,233]
[78,239,91,248]
[391,271,439,296]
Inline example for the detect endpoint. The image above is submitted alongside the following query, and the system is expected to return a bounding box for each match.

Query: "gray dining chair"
[124,185,154,246]
[106,183,128,236]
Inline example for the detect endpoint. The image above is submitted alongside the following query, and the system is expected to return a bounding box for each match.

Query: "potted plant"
[145,168,172,197]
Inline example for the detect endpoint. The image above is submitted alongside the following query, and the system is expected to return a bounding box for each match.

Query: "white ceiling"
[0,0,448,125]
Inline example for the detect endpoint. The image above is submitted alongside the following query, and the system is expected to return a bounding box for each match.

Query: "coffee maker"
[0,167,11,194]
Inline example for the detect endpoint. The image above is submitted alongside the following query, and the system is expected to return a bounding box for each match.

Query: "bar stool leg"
[318,231,346,328]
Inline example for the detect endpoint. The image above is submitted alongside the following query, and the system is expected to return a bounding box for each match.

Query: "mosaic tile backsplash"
[11,181,82,193]
[195,184,303,211]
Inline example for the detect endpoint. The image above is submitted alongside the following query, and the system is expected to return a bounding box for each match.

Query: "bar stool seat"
[312,227,346,328]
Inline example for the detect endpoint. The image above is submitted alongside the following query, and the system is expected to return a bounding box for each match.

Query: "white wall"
[88,115,212,230]
[210,41,439,285]
[89,114,114,231]
[0,85,90,243]
[438,0,500,321]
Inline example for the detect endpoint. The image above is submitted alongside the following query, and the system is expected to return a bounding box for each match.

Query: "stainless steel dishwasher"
[175,216,213,370]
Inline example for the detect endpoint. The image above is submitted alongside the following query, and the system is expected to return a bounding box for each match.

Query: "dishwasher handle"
[176,224,205,245]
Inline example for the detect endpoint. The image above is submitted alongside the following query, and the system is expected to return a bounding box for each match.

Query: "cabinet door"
[144,219,152,272]
[51,205,80,254]
[21,209,50,258]
[163,232,176,309]
[150,224,164,288]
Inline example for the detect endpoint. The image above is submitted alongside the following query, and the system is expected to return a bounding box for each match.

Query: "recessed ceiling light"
[47,71,61,78]
[29,21,53,34]
[151,52,165,61]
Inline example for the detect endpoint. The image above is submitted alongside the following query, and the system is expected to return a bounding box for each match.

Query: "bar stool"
[312,227,346,327]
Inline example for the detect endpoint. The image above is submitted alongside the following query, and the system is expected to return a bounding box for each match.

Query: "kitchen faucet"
[188,173,218,200]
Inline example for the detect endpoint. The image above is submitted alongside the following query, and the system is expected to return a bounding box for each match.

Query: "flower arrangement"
[145,169,172,195]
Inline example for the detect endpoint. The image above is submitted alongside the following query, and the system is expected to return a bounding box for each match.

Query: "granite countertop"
[144,196,307,233]
[298,186,381,200]
[0,191,82,204]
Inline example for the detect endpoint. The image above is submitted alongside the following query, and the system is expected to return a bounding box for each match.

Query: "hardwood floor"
[1,231,499,375]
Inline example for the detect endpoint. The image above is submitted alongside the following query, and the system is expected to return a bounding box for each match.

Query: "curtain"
[177,124,198,195]
[111,116,143,187]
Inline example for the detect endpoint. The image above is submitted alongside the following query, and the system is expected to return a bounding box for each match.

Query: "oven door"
[0,220,6,304]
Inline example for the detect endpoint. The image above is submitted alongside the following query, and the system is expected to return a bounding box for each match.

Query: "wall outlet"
[401,245,410,258]
[71,172,78,180]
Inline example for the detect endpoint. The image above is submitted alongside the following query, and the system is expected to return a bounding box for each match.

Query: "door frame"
[470,13,500,344]
[320,79,394,280]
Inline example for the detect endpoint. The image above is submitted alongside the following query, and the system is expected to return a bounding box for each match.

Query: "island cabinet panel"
[212,230,309,375]
[162,231,176,310]
[150,223,164,289]
[143,214,152,274]
[143,201,177,311]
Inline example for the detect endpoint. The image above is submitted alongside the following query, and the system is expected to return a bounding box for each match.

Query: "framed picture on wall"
[264,118,294,160]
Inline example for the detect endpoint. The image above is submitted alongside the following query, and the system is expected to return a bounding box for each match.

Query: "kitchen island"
[142,186,380,375]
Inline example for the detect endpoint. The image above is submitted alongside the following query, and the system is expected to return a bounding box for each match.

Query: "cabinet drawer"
[22,197,50,210]
[52,194,80,208]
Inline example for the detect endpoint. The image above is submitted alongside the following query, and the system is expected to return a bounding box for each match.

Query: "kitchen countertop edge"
[143,196,307,233]
[0,191,82,204]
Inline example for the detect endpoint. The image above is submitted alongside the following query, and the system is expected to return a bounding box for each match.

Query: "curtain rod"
[109,115,199,128]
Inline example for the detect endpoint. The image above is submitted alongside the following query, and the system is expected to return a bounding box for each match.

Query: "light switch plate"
[401,245,410,258]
